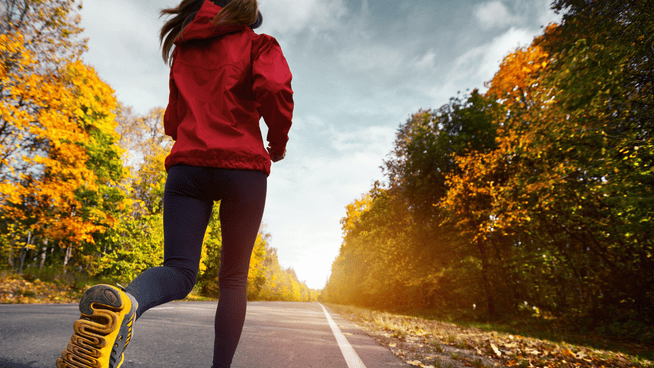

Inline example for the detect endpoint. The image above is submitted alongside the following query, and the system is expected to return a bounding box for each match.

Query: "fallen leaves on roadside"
[0,274,81,304]
[490,341,502,357]
[406,360,434,368]
[328,304,653,368]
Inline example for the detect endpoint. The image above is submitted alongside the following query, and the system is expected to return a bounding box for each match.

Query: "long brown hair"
[160,0,260,65]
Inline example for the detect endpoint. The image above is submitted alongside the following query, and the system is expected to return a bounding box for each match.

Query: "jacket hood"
[175,0,249,45]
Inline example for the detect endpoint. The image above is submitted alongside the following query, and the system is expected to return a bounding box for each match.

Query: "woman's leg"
[125,165,213,319]
[124,166,266,367]
[212,170,267,368]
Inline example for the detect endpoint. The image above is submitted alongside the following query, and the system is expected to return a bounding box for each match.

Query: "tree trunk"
[8,238,16,269]
[39,239,48,269]
[476,238,496,318]
[18,232,32,274]
[63,246,72,273]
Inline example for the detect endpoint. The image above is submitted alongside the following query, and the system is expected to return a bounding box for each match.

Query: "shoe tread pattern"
[56,285,137,368]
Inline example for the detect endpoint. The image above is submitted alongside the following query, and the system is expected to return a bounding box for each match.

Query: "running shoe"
[56,284,138,368]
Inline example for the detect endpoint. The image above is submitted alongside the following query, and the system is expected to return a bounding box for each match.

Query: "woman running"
[56,0,293,367]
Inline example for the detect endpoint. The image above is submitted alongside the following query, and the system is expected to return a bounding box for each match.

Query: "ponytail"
[160,0,203,65]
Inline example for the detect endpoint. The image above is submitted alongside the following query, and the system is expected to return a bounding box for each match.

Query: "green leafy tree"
[540,0,654,325]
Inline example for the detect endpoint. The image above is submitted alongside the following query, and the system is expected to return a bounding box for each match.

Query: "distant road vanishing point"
[0,301,408,367]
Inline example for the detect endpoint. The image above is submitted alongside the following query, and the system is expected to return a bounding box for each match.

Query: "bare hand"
[267,147,285,162]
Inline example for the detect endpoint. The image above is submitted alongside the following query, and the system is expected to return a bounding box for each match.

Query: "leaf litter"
[328,305,653,368]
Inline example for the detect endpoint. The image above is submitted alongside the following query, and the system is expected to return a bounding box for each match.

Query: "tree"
[384,92,501,315]
[115,105,172,170]
[0,0,85,180]
[0,0,115,270]
[253,235,315,302]
[540,0,654,325]
[445,17,654,326]
[93,104,172,282]
[1,60,127,272]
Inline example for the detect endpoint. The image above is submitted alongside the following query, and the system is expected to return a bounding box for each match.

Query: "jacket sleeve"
[252,35,293,157]
[163,66,180,141]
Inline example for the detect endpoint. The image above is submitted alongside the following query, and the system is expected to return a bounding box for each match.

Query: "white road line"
[319,303,367,368]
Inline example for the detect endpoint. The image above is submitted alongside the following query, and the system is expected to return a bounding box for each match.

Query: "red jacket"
[163,0,293,175]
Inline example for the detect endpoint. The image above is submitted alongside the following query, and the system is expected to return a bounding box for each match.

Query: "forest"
[323,0,653,343]
[0,0,317,303]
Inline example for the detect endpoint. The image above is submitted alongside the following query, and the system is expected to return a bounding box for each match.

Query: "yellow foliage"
[340,194,372,240]
[247,232,267,289]
[486,43,550,110]
[0,57,123,248]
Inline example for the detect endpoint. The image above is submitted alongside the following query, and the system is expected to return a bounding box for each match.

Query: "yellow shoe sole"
[56,284,137,368]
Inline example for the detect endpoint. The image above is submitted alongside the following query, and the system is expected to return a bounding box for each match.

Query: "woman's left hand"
[267,147,285,162]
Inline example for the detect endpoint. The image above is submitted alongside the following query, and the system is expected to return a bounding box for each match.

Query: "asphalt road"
[0,301,408,367]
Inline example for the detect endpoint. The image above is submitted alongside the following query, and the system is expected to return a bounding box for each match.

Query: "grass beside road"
[327,304,654,368]
[0,270,215,305]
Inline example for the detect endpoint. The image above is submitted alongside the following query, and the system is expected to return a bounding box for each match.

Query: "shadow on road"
[0,358,37,368]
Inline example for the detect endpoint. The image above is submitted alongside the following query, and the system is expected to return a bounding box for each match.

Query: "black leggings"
[124,165,267,368]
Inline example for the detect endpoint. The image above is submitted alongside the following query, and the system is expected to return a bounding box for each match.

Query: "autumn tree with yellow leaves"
[0,0,129,273]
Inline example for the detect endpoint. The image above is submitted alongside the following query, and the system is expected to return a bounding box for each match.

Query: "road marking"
[320,303,367,368]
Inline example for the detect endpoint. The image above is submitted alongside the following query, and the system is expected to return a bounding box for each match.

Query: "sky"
[79,0,561,290]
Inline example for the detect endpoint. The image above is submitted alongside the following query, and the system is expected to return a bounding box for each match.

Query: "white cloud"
[258,0,347,36]
[474,0,561,31]
[413,50,437,70]
[534,0,562,26]
[338,45,438,79]
[305,115,326,128]
[474,1,518,30]
[80,0,170,113]
[433,27,533,97]
[338,44,405,75]
[329,125,396,154]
